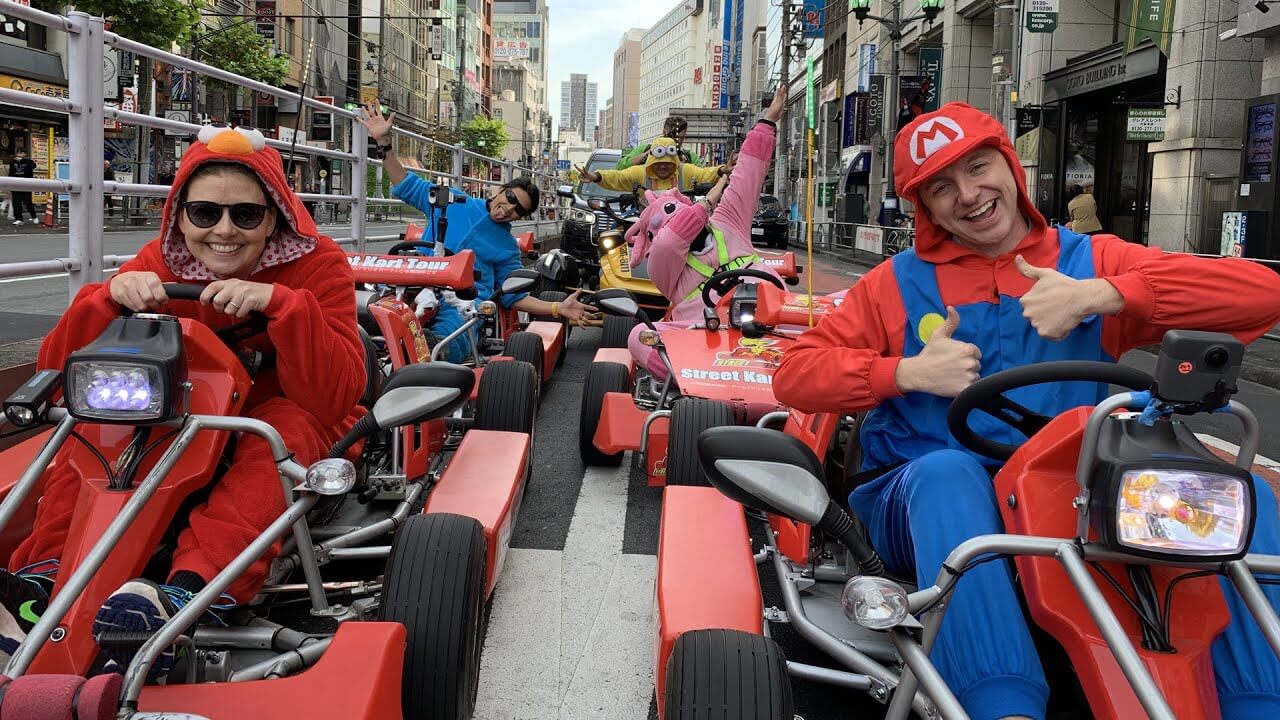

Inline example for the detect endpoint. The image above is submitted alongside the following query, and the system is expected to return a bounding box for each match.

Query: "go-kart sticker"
[373,295,431,361]
[652,454,667,478]
[680,367,774,385]
[348,254,451,271]
[714,337,785,369]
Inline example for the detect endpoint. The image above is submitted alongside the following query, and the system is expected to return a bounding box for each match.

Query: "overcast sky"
[545,1,679,133]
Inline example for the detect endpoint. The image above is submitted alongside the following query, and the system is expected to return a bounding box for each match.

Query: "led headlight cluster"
[64,314,185,424]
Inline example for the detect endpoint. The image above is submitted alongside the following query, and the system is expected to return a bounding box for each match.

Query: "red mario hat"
[893,102,1045,259]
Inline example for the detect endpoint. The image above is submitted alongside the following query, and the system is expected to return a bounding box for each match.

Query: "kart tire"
[664,629,793,720]
[579,361,630,466]
[536,290,570,364]
[503,331,545,386]
[381,512,486,720]
[475,359,537,435]
[601,314,637,349]
[666,397,733,486]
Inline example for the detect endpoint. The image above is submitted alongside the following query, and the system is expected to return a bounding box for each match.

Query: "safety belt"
[683,226,762,302]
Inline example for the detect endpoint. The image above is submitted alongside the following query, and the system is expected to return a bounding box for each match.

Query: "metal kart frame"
[0,408,346,713]
[753,396,1280,720]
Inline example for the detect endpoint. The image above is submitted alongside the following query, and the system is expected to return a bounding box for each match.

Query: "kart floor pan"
[794,578,902,665]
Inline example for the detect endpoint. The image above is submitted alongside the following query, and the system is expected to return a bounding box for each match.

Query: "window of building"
[284,18,296,54]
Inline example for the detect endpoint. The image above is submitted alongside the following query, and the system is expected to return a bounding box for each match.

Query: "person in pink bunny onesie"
[626,86,787,378]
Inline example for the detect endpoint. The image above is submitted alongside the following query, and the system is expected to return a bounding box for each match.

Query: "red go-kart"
[580,269,843,487]
[653,330,1280,719]
[0,272,538,718]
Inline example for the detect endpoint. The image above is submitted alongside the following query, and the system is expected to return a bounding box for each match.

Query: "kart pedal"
[94,630,156,649]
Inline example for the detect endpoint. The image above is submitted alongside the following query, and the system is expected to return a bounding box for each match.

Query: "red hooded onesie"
[10,125,366,601]
[773,102,1280,414]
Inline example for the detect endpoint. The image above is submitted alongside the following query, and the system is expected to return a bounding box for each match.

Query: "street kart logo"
[713,337,784,369]
[347,255,450,271]
[372,296,431,360]
[909,117,965,166]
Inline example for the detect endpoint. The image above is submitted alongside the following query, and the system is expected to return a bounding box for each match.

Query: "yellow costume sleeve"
[593,165,648,192]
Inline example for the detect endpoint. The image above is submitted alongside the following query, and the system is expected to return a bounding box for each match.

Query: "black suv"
[751,195,788,249]
[561,150,625,272]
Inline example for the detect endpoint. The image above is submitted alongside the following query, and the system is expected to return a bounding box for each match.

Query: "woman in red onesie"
[0,125,366,676]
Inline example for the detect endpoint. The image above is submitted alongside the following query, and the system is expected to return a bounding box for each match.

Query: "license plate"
[751,228,765,235]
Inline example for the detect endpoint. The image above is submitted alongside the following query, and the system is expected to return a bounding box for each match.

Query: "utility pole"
[777,0,792,206]
[850,0,944,223]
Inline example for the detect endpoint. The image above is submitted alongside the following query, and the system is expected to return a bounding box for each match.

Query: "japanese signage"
[1015,108,1041,138]
[857,44,876,92]
[867,74,885,139]
[1,74,68,100]
[1026,0,1059,33]
[429,19,443,61]
[1221,211,1247,258]
[918,47,943,113]
[495,39,531,59]
[1127,0,1175,54]
[711,44,723,108]
[255,1,276,41]
[1245,103,1275,184]
[800,1,824,38]
[843,93,857,148]
[806,57,815,129]
[1125,107,1166,141]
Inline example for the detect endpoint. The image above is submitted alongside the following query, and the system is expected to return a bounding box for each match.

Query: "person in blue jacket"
[359,103,596,362]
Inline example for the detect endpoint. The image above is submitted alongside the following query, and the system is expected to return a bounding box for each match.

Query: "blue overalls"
[850,229,1280,720]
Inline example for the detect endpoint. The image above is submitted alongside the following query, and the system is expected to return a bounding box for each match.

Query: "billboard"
[495,38,531,59]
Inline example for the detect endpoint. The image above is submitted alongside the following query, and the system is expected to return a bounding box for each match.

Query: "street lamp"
[848,0,944,224]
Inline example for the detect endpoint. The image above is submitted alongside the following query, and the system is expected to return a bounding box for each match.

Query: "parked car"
[751,194,788,249]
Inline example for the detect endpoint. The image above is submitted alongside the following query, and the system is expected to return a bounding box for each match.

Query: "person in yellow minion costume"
[575,137,729,193]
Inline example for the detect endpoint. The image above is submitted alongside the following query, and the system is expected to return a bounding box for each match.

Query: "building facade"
[602,98,614,149]
[639,0,710,141]
[560,72,597,141]
[612,28,646,150]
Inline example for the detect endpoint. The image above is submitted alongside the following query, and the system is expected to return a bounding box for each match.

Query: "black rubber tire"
[474,359,537,435]
[381,512,487,720]
[666,398,733,486]
[503,331,544,386]
[579,361,630,466]
[536,290,570,365]
[601,314,638,349]
[664,629,794,720]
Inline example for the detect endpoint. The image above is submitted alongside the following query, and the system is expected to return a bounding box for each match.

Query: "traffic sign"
[555,160,571,170]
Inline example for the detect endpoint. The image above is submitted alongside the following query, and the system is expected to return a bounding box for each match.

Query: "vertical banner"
[806,57,815,129]
[1127,0,1174,54]
[628,112,640,147]
[867,74,885,139]
[843,92,856,148]
[857,44,876,92]
[800,1,825,38]
[918,47,943,113]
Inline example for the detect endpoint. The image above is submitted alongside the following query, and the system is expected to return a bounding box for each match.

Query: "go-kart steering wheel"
[946,361,1153,461]
[387,241,433,256]
[123,283,270,349]
[700,268,785,309]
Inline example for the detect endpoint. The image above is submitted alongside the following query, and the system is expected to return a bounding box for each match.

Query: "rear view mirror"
[593,289,640,318]
[557,185,575,198]
[697,426,830,525]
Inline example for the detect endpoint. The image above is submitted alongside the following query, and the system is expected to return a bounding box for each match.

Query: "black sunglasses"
[182,201,271,230]
[504,189,534,217]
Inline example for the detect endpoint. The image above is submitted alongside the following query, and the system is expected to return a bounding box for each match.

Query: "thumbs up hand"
[894,306,983,397]
[1015,254,1122,341]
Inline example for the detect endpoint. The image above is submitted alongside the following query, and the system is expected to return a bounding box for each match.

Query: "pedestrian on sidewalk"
[1065,182,1102,234]
[103,161,116,218]
[7,150,37,225]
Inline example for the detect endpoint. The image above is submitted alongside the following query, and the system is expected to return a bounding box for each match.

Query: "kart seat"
[359,326,383,408]
[355,289,385,337]
[379,361,475,421]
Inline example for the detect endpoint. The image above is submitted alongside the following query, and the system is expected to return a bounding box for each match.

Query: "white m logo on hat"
[909,117,964,166]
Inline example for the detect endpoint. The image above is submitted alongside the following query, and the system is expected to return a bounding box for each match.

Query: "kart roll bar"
[2,411,329,680]
[883,534,1280,720]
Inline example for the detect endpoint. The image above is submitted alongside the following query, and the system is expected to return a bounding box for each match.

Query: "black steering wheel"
[700,268,785,309]
[946,361,1153,461]
[129,283,269,350]
[387,241,433,256]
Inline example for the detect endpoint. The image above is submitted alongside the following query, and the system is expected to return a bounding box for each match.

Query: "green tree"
[458,116,510,159]
[197,19,290,108]
[71,0,202,48]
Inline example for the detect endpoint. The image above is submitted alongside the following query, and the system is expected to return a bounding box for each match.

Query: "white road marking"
[475,459,655,720]
[1195,433,1280,473]
[0,268,119,284]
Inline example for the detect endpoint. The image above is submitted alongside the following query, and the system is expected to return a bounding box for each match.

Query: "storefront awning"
[1042,40,1164,104]
[0,43,66,85]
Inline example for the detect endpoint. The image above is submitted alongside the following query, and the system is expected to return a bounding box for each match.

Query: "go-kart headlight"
[638,329,661,347]
[841,576,910,630]
[1093,466,1254,560]
[598,232,621,251]
[63,315,184,424]
[570,209,596,224]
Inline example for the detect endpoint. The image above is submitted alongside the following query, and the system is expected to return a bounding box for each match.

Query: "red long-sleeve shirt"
[773,226,1280,415]
[39,236,365,427]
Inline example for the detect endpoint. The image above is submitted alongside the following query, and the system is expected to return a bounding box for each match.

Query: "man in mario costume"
[773,102,1280,720]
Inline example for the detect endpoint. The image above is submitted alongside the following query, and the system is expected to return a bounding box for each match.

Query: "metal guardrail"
[790,220,915,260]
[0,1,560,299]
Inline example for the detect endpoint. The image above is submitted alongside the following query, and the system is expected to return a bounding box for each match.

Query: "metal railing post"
[451,145,464,186]
[351,119,368,251]
[65,11,105,298]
